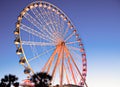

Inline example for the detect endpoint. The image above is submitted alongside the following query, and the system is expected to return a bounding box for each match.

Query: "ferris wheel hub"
[61,41,65,46]
[56,41,65,47]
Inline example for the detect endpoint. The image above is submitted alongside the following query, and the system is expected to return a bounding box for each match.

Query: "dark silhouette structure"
[0,74,19,87]
[30,72,52,87]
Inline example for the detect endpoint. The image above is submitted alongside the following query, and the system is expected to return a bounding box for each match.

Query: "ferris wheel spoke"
[45,7,59,33]
[52,10,65,40]
[45,27,63,43]
[42,46,58,72]
[54,13,63,35]
[65,47,82,77]
[23,12,50,37]
[20,23,45,39]
[43,27,55,39]
[31,8,51,35]
[24,12,43,31]
[60,46,64,86]
[41,6,63,41]
[68,58,77,84]
[63,26,69,38]
[28,47,55,62]
[32,9,53,38]
[65,32,75,42]
[20,23,55,42]
[46,48,58,73]
[60,15,65,35]
[31,8,44,25]
[66,41,80,45]
[31,7,54,38]
[71,56,88,87]
[66,60,73,83]
[38,7,55,34]
[67,46,80,51]
[31,7,50,31]
[54,12,65,37]
[63,64,70,84]
[69,51,83,75]
[42,8,63,41]
[43,8,57,33]
[47,7,63,39]
[30,44,38,58]
[51,8,65,35]
[22,41,56,46]
[70,51,83,61]
[50,11,59,33]
[65,46,88,87]
[52,45,63,80]
[46,56,54,73]
[41,10,62,41]
[64,46,80,84]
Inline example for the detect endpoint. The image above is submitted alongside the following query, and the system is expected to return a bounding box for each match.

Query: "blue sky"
[0,0,120,87]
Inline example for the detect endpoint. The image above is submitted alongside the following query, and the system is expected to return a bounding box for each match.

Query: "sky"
[0,0,120,87]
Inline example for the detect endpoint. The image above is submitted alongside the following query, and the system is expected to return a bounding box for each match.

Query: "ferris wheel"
[14,1,87,87]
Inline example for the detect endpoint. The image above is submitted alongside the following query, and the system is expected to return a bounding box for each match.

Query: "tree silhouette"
[0,74,19,87]
[30,72,52,87]
[0,78,7,87]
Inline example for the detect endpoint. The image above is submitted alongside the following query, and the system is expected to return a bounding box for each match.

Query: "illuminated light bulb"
[60,14,64,18]
[21,11,25,16]
[52,8,55,12]
[34,4,38,7]
[30,5,34,9]
[16,23,20,28]
[43,4,47,8]
[56,11,60,14]
[39,3,42,7]
[25,7,29,11]
[67,21,71,26]
[18,16,22,21]
[47,6,51,9]
[63,17,67,21]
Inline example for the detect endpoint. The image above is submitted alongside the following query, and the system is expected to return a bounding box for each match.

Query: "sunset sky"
[0,0,120,87]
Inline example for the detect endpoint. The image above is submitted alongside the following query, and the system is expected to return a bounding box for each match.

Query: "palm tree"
[30,72,52,87]
[0,74,19,87]
[13,82,19,87]
[0,78,7,87]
